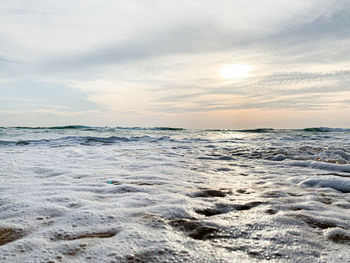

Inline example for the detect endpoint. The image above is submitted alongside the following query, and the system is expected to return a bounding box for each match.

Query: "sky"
[1,0,350,129]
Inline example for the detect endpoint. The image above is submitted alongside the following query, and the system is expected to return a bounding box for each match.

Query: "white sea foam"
[292,160,350,174]
[301,177,350,193]
[0,127,349,262]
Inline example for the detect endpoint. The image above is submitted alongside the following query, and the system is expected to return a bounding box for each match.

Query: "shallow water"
[0,126,349,262]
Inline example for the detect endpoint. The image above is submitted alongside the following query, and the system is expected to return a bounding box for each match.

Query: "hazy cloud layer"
[1,0,350,128]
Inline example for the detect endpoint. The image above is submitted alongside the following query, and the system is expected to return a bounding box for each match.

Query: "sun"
[219,63,253,80]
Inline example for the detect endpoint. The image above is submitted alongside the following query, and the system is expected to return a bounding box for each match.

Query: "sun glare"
[219,63,253,80]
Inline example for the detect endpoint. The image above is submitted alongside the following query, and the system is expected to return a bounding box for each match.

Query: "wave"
[151,127,185,131]
[301,127,349,133]
[235,127,349,133]
[8,125,92,130]
[0,135,174,146]
[204,128,275,133]
[237,128,275,133]
[1,125,186,132]
[47,125,92,130]
[0,139,49,146]
[1,126,349,133]
[301,177,350,193]
[291,160,350,174]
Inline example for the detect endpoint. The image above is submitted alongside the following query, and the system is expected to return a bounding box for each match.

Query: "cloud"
[32,0,347,74]
[148,68,350,113]
[1,0,350,127]
[0,80,95,111]
[1,1,342,72]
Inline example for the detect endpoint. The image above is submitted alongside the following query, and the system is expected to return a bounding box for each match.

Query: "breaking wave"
[0,135,174,146]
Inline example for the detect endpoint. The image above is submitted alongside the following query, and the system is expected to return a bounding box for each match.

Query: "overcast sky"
[1,0,350,128]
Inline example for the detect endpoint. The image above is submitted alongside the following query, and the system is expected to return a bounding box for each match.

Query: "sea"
[0,126,349,263]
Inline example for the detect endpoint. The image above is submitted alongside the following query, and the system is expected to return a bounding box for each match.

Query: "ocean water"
[0,126,349,263]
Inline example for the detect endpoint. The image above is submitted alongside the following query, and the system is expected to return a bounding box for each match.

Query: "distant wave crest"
[302,127,349,132]
[1,126,349,133]
[0,125,186,132]
[237,128,275,133]
[9,125,92,130]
